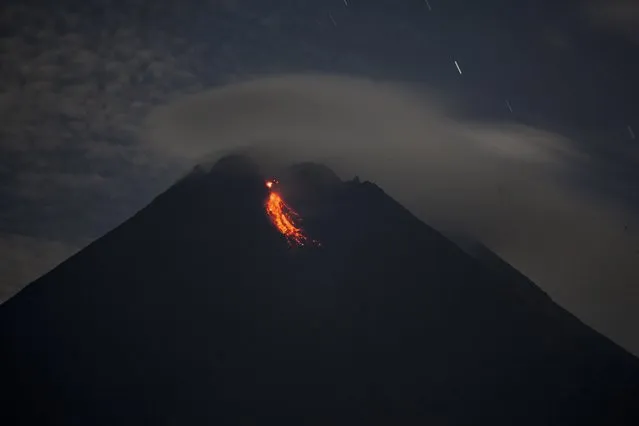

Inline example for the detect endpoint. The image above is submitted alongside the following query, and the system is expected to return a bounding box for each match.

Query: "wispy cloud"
[0,233,80,302]
[584,0,639,43]
[0,1,212,234]
[145,74,639,354]
[0,1,216,298]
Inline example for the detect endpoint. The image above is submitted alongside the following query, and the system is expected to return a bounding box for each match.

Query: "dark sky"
[1,0,638,352]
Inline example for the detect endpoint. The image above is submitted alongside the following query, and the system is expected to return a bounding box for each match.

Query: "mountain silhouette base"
[2,155,638,425]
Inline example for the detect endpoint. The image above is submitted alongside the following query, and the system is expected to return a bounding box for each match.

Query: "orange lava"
[265,181,310,246]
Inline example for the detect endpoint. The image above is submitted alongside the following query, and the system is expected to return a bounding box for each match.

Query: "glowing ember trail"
[265,180,315,247]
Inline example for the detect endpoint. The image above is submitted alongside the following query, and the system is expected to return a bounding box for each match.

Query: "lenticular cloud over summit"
[144,73,639,355]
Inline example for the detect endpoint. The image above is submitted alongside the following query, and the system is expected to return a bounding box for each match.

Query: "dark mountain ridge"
[2,155,638,425]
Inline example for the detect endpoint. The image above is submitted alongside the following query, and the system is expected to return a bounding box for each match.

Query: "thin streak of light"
[329,13,337,26]
[629,125,636,140]
[454,60,462,75]
[425,0,432,11]
[505,100,513,113]
[343,0,349,6]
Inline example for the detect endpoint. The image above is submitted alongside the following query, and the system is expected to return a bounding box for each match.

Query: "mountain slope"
[2,155,638,425]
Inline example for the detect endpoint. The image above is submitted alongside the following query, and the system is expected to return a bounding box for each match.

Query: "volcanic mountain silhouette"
[1,155,638,425]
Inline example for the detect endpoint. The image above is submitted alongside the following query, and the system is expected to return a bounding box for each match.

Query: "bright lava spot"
[265,180,316,247]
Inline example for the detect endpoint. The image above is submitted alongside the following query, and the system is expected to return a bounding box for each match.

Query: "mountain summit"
[2,155,638,425]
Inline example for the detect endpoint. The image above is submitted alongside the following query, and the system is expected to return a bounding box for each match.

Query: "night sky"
[1,0,638,353]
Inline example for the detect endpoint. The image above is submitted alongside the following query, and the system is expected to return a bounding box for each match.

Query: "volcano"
[1,155,638,425]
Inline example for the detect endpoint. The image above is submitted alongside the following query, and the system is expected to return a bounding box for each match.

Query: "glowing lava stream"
[265,180,313,246]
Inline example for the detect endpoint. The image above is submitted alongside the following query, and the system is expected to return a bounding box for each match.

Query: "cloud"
[0,233,80,302]
[0,1,209,252]
[145,74,639,354]
[584,0,639,43]
[0,1,209,160]
[7,172,108,200]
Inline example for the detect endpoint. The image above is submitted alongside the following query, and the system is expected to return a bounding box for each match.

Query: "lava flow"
[265,180,313,246]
